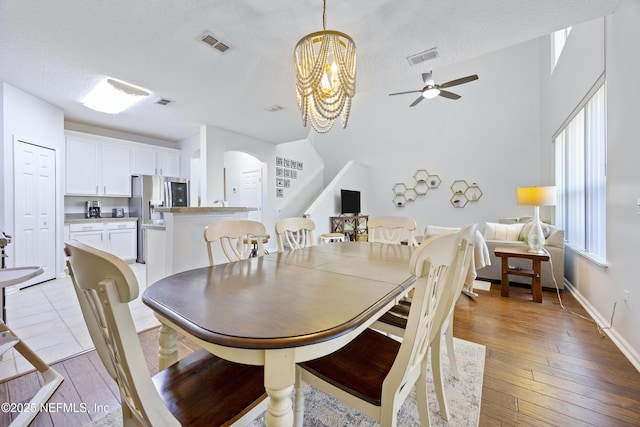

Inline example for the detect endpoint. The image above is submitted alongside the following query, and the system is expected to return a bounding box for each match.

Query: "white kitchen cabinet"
[67,221,137,262]
[132,145,181,177]
[68,222,106,250]
[65,136,131,197]
[102,143,132,196]
[105,221,137,261]
[65,137,101,196]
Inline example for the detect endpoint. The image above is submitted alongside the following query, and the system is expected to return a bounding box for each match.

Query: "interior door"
[241,169,262,222]
[14,140,56,288]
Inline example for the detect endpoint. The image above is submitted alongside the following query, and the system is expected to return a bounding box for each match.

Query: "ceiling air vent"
[407,48,439,66]
[155,98,173,106]
[200,31,232,54]
[265,104,284,112]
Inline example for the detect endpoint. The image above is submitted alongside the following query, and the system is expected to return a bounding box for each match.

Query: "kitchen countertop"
[64,214,138,224]
[155,207,257,214]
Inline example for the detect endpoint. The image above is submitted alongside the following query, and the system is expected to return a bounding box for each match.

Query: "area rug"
[86,338,485,426]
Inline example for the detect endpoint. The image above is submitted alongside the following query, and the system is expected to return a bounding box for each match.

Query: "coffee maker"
[86,201,101,218]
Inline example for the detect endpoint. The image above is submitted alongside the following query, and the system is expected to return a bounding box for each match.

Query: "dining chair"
[372,223,477,422]
[368,216,419,246]
[294,230,464,427]
[204,219,268,265]
[275,217,315,252]
[64,241,268,427]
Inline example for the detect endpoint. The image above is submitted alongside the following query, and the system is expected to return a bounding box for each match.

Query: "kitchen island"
[145,207,256,287]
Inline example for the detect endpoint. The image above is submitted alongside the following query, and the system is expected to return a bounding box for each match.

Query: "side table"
[494,246,550,303]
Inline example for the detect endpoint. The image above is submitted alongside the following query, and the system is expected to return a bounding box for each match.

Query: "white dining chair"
[294,230,464,427]
[372,223,477,421]
[204,219,268,265]
[368,216,419,246]
[64,241,268,427]
[275,217,316,252]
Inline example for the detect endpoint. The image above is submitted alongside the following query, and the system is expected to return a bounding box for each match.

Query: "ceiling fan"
[388,72,479,107]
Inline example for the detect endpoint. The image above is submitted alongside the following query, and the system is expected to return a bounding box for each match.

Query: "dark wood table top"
[494,245,550,260]
[142,242,415,350]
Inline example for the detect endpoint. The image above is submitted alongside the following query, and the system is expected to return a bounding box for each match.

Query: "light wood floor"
[1,282,639,426]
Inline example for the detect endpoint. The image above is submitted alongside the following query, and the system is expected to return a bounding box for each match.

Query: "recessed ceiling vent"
[155,98,173,106]
[265,104,284,112]
[200,31,232,54]
[407,48,439,66]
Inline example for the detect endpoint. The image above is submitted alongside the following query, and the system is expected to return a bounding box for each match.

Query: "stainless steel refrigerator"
[129,175,188,263]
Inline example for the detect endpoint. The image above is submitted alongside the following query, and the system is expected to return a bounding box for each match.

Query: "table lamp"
[516,186,556,254]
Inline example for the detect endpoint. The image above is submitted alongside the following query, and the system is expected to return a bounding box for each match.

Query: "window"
[551,27,572,72]
[554,83,606,263]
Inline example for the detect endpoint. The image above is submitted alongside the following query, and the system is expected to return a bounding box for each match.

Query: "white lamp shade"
[517,186,556,206]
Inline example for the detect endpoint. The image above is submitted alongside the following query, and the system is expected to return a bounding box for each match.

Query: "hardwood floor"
[456,283,640,426]
[1,282,639,426]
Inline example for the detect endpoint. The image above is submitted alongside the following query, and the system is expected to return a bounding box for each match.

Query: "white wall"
[1,82,65,274]
[311,39,544,234]
[274,138,324,220]
[540,1,640,368]
[304,161,371,239]
[224,151,262,207]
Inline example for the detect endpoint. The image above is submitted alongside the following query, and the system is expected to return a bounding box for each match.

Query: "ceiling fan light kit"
[294,0,356,133]
[389,71,478,107]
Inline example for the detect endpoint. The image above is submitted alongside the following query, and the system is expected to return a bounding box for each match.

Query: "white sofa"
[476,218,565,290]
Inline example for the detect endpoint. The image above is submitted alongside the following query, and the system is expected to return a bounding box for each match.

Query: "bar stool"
[0,266,64,427]
[320,232,346,244]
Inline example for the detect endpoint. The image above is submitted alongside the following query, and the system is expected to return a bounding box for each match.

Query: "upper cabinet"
[65,136,131,197]
[132,145,180,177]
[65,131,182,197]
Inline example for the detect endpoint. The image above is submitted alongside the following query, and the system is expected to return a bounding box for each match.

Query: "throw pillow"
[483,222,525,241]
[519,220,551,241]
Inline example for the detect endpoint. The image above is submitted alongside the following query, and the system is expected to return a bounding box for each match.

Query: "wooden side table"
[494,246,550,303]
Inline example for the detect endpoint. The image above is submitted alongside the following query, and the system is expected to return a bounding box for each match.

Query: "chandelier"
[294,0,356,133]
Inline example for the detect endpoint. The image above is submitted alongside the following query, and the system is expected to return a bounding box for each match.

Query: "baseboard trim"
[565,280,640,372]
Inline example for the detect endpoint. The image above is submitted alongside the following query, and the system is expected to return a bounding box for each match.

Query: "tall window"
[551,27,572,72]
[555,83,606,262]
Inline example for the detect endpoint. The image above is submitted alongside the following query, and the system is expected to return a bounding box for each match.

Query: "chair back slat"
[64,241,179,426]
[204,220,267,265]
[368,216,418,246]
[275,217,316,252]
[382,230,462,408]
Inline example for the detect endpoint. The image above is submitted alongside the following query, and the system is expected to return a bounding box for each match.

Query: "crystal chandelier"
[294,0,356,133]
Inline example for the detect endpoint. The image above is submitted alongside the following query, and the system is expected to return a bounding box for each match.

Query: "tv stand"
[330,215,368,241]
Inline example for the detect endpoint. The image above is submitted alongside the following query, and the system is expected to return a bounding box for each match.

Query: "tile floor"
[0,262,159,381]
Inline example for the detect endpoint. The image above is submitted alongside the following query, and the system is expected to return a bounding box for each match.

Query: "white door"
[241,169,262,222]
[14,140,56,288]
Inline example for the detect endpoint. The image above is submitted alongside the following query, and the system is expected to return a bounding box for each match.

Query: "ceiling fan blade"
[410,96,425,107]
[439,74,478,89]
[389,90,423,96]
[438,90,461,100]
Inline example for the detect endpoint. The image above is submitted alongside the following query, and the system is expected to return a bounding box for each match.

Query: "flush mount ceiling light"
[82,78,150,114]
[294,0,356,133]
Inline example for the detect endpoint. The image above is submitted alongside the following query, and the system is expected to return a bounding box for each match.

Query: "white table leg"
[158,323,178,370]
[264,348,295,427]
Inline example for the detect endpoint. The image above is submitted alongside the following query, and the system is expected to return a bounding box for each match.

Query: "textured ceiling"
[0,0,619,144]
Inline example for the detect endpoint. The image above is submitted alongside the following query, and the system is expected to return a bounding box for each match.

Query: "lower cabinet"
[67,221,137,262]
[105,222,137,261]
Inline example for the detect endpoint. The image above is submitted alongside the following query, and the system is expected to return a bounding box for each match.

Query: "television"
[340,189,361,215]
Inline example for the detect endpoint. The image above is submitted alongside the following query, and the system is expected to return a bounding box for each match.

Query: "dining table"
[142,241,417,427]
